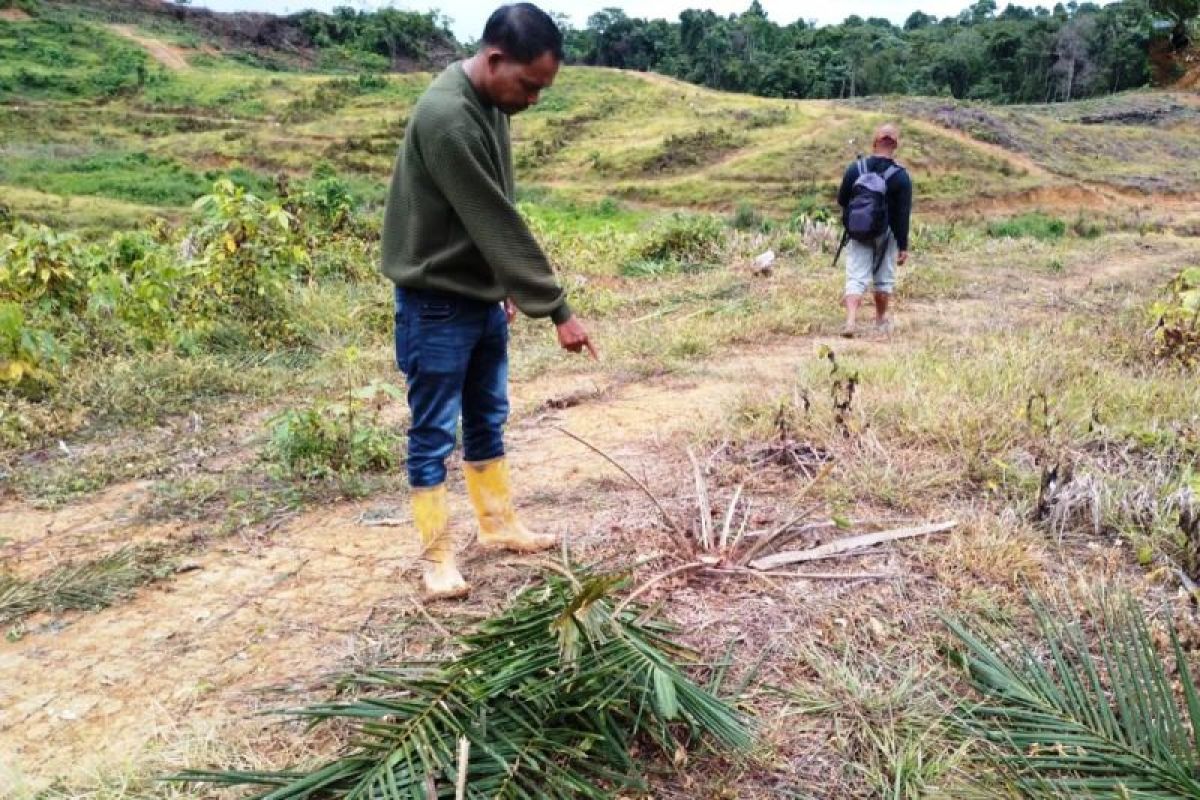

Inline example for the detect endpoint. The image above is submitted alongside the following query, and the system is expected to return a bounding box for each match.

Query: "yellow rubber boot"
[411,485,469,600]
[463,457,556,552]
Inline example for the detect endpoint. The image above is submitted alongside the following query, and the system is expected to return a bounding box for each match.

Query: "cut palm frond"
[0,545,167,624]
[174,566,752,798]
[944,594,1200,798]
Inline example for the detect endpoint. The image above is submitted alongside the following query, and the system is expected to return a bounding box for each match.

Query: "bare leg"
[843,294,862,336]
[873,291,889,323]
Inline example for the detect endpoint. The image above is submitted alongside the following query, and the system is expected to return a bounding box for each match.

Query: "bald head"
[873,124,900,156]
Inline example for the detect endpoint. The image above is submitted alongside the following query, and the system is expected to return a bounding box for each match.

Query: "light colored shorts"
[845,233,897,296]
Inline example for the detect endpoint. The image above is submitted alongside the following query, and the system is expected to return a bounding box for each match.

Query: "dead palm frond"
[174,566,752,798]
[944,594,1200,798]
[0,545,166,624]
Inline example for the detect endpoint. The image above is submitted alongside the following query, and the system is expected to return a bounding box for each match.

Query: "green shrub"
[629,213,725,269]
[0,301,64,395]
[641,128,744,173]
[730,202,765,231]
[1149,266,1200,366]
[296,170,356,232]
[794,194,834,222]
[0,222,88,311]
[266,384,404,480]
[185,179,311,347]
[986,212,1067,240]
[1071,215,1103,239]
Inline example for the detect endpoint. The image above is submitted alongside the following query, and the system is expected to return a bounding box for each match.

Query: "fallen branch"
[455,736,469,800]
[704,567,900,580]
[553,426,684,538]
[688,447,713,550]
[749,520,957,571]
[738,513,830,567]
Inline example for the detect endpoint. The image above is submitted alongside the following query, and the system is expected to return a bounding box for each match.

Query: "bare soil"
[108,25,192,71]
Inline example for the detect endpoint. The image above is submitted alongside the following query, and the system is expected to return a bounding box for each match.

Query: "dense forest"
[288,0,1194,103]
[561,0,1195,102]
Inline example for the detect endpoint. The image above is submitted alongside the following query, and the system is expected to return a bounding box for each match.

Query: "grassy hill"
[4,6,1200,233]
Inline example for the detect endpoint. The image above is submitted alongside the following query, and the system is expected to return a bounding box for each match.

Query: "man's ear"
[485,49,506,71]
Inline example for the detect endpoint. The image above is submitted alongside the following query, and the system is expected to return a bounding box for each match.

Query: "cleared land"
[3,13,1200,800]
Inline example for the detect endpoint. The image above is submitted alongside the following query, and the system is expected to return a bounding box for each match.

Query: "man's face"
[484,49,559,115]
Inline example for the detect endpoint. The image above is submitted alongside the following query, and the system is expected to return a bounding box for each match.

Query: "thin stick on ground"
[703,567,902,580]
[553,425,684,538]
[455,736,469,800]
[749,520,958,570]
[738,505,827,567]
[688,447,713,549]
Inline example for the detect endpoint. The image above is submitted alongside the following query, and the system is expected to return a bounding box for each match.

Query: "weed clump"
[986,212,1067,240]
[625,213,725,275]
[730,202,765,231]
[642,128,744,174]
[266,382,404,481]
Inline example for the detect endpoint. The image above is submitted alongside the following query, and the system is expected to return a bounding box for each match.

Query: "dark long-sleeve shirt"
[380,63,571,324]
[836,156,913,251]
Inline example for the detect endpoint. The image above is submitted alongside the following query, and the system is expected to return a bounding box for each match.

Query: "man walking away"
[836,123,913,338]
[381,3,596,599]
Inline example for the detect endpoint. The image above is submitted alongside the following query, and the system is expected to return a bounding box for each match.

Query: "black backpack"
[844,158,901,243]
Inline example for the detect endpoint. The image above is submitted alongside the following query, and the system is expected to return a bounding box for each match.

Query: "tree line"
[221,0,1195,103]
[560,0,1194,103]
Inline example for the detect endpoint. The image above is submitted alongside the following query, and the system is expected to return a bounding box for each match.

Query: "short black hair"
[481,4,564,63]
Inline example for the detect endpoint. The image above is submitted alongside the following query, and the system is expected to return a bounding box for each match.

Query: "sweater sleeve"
[890,171,913,251]
[425,124,571,324]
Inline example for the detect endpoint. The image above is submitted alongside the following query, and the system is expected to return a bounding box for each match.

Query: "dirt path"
[2,237,1196,791]
[0,8,31,22]
[108,25,192,71]
[906,117,1058,183]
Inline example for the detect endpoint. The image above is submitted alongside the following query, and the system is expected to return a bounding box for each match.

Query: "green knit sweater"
[380,63,571,324]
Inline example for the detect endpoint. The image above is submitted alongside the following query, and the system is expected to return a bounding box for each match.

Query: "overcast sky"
[191,0,1041,41]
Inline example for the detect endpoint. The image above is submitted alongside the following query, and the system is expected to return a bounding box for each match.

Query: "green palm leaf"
[172,565,752,798]
[944,594,1200,798]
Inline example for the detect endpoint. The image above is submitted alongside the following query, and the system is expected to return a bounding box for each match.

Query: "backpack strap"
[882,165,902,182]
[856,157,868,178]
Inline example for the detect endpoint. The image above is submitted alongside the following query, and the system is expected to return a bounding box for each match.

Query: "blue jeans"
[394,287,509,488]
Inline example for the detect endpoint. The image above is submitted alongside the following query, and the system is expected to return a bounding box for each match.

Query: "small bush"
[0,301,64,395]
[1149,266,1200,366]
[629,213,725,269]
[986,213,1067,240]
[0,222,88,311]
[1071,215,1103,239]
[185,179,311,346]
[737,107,790,129]
[730,202,765,231]
[266,384,404,480]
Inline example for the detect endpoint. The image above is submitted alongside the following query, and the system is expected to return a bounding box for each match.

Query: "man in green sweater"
[382,3,595,599]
